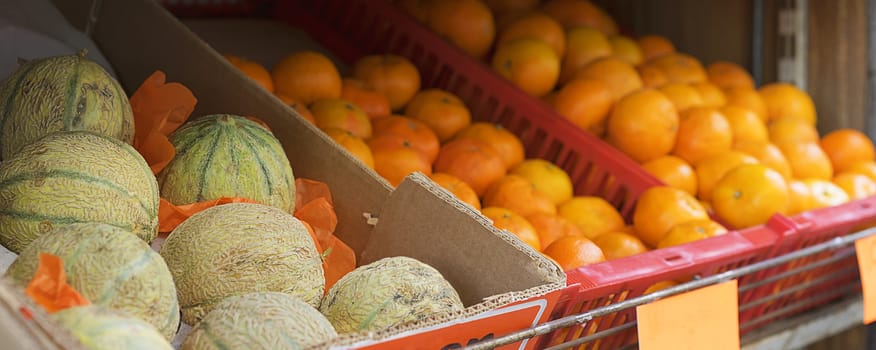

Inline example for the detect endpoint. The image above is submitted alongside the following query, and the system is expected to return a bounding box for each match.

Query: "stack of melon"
[0,51,467,348]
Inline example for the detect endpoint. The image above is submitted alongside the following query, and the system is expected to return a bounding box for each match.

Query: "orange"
[820,129,876,173]
[405,89,472,142]
[433,138,506,196]
[695,150,759,201]
[644,280,678,294]
[560,27,612,83]
[638,64,669,89]
[497,12,566,57]
[527,212,584,250]
[482,207,541,251]
[272,51,341,104]
[309,98,372,138]
[637,34,676,62]
[758,82,817,124]
[706,61,755,90]
[572,57,644,100]
[340,78,391,119]
[592,231,648,260]
[492,38,560,97]
[274,93,316,124]
[712,164,789,229]
[430,172,482,210]
[658,83,704,113]
[558,196,625,239]
[455,122,525,169]
[482,0,540,14]
[606,89,679,163]
[804,178,850,210]
[641,155,697,196]
[550,78,614,133]
[510,159,574,205]
[323,127,375,169]
[722,105,768,145]
[353,54,421,111]
[768,116,820,145]
[691,82,727,108]
[787,179,814,215]
[371,115,441,163]
[776,141,834,180]
[540,0,617,34]
[845,160,876,183]
[833,172,876,200]
[609,35,644,66]
[224,54,274,92]
[542,235,606,271]
[724,87,769,122]
[633,186,708,247]
[672,107,733,165]
[483,174,556,217]
[646,53,708,84]
[657,219,728,249]
[425,0,496,58]
[370,140,433,187]
[733,141,793,180]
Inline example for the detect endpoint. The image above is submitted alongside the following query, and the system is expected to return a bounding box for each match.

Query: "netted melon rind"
[160,202,324,325]
[53,305,172,350]
[319,256,464,334]
[5,222,179,341]
[0,53,134,161]
[181,292,337,350]
[0,131,160,252]
[158,114,296,212]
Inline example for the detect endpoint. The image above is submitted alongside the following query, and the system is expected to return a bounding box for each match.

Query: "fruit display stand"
[0,0,573,348]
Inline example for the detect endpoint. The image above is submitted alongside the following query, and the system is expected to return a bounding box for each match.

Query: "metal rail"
[463,227,876,350]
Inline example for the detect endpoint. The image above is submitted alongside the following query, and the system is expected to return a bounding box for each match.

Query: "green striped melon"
[181,292,337,350]
[158,114,296,212]
[319,256,464,334]
[0,131,159,253]
[0,51,134,161]
[160,202,324,325]
[6,223,179,341]
[0,131,159,252]
[53,305,173,350]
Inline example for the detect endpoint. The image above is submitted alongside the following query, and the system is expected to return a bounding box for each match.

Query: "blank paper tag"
[637,280,740,350]
[855,235,876,324]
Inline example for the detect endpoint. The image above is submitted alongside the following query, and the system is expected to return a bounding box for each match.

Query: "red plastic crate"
[163,0,876,348]
[159,0,273,17]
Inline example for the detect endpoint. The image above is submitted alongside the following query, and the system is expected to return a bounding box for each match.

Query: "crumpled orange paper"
[128,71,355,293]
[129,70,197,175]
[25,253,89,313]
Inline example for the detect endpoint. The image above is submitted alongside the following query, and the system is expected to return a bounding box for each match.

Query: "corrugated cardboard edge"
[0,277,83,350]
[307,281,565,349]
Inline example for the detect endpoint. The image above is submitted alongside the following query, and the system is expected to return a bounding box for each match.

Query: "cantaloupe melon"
[0,51,134,160]
[0,131,159,253]
[160,202,324,325]
[53,305,173,350]
[6,222,179,340]
[181,292,337,350]
[319,256,464,334]
[158,114,296,212]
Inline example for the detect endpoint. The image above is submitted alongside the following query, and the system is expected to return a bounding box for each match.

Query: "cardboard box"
[21,0,569,348]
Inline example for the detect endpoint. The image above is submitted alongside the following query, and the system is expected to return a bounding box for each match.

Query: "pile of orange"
[223,0,876,274]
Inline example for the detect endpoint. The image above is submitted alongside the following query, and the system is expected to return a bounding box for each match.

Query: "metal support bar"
[463,227,876,350]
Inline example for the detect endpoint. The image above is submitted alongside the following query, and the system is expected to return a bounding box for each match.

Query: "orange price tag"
[637,280,739,350]
[855,234,876,324]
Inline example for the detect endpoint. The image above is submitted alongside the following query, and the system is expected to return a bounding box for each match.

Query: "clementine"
[272,51,341,104]
[606,89,679,163]
[510,159,574,205]
[609,35,644,65]
[641,155,697,196]
[274,93,316,124]
[497,12,566,57]
[572,57,644,100]
[638,64,669,88]
[732,141,793,180]
[371,115,441,163]
[405,89,472,142]
[691,82,727,108]
[550,78,614,133]
[706,61,755,90]
[658,83,704,113]
[483,174,557,217]
[543,235,606,271]
[805,178,851,209]
[695,150,759,201]
[527,212,584,250]
[482,207,541,251]
[455,122,526,169]
[592,231,648,260]
[712,164,789,229]
[340,78,392,119]
[758,82,817,124]
[646,53,708,84]
[633,186,708,247]
[371,140,433,187]
[492,38,561,97]
[776,141,834,180]
[540,0,618,34]
[309,98,372,138]
[323,127,375,169]
[657,219,728,249]
[833,172,876,200]
[820,128,876,173]
[353,54,421,111]
[721,105,769,145]
[425,0,496,58]
[224,54,274,92]
[724,87,769,122]
[430,172,482,210]
[559,27,612,83]
[672,107,733,165]
[637,34,676,62]
[433,138,506,196]
[768,116,820,145]
[557,196,625,239]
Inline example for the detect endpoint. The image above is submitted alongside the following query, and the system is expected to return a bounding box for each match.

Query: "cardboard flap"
[79,0,390,256]
[362,173,566,306]
[0,277,82,349]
